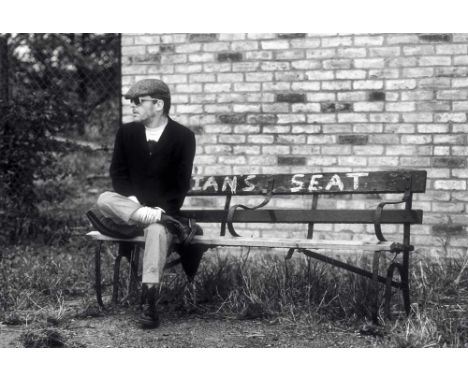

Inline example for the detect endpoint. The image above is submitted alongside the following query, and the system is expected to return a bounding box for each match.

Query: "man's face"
[131,96,163,123]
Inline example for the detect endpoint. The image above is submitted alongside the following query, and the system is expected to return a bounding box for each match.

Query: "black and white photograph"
[0,1,467,379]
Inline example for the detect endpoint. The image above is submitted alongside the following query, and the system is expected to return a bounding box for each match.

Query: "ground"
[0,298,384,348]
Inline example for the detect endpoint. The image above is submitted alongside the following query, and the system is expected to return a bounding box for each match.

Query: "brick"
[400,157,431,167]
[354,58,385,68]
[418,78,451,89]
[322,81,352,91]
[275,50,305,60]
[338,157,367,166]
[433,157,466,168]
[203,63,232,73]
[367,91,386,101]
[453,146,468,156]
[306,48,336,59]
[386,102,416,112]
[247,114,278,125]
[217,52,243,62]
[174,64,203,73]
[401,90,434,101]
[290,39,321,49]
[323,59,352,69]
[337,113,368,123]
[176,84,202,93]
[452,78,468,88]
[403,67,434,78]
[289,60,320,70]
[369,47,401,57]
[418,34,452,42]
[386,79,417,90]
[401,135,432,144]
[436,67,468,77]
[437,90,468,100]
[218,135,246,144]
[278,156,306,166]
[233,104,260,113]
[204,125,232,134]
[403,45,435,56]
[204,144,232,154]
[263,125,291,134]
[217,73,243,82]
[453,124,468,133]
[353,145,384,155]
[248,135,275,144]
[276,135,306,144]
[261,40,289,50]
[276,71,306,82]
[248,156,278,166]
[417,101,450,112]
[384,123,414,134]
[336,47,367,58]
[291,82,320,91]
[291,125,321,134]
[453,169,468,178]
[336,70,366,80]
[204,104,232,113]
[217,114,246,124]
[418,56,452,66]
[175,43,202,53]
[321,36,353,47]
[402,113,433,123]
[353,35,384,46]
[246,72,273,82]
[353,124,383,133]
[322,124,352,134]
[262,82,291,91]
[262,104,290,113]
[262,145,290,155]
[434,113,467,123]
[338,135,368,145]
[434,147,451,155]
[433,180,466,190]
[277,33,306,39]
[230,41,259,51]
[307,92,336,102]
[202,42,230,52]
[322,146,352,155]
[291,103,321,113]
[276,93,306,103]
[320,102,352,112]
[434,135,466,145]
[353,80,384,90]
[234,83,261,92]
[277,114,306,124]
[307,114,337,124]
[366,156,398,167]
[218,33,246,41]
[386,145,415,156]
[432,224,466,236]
[307,135,335,144]
[189,53,215,63]
[233,145,261,155]
[305,70,334,80]
[307,157,338,166]
[189,34,218,42]
[177,104,202,113]
[204,83,231,93]
[454,56,468,65]
[387,57,417,67]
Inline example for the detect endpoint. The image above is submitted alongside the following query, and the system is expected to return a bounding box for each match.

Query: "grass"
[0,236,467,347]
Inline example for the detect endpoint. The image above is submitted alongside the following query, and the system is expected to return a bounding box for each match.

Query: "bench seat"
[86,230,394,251]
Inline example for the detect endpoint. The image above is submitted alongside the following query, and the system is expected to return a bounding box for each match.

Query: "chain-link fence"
[0,33,121,245]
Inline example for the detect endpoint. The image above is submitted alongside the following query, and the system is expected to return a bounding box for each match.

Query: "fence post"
[0,34,9,104]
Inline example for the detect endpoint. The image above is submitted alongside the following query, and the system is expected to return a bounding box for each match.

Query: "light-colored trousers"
[96,191,173,284]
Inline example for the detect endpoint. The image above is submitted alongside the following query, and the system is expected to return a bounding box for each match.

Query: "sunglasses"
[130,97,160,106]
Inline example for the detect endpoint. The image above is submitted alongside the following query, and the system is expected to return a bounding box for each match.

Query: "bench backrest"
[183,170,427,238]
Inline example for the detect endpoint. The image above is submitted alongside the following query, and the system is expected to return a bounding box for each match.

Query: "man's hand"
[128,195,140,204]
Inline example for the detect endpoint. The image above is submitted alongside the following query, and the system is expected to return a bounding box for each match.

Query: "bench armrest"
[373,189,411,242]
[226,179,275,237]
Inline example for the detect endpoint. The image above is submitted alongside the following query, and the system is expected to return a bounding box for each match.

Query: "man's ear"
[156,99,164,112]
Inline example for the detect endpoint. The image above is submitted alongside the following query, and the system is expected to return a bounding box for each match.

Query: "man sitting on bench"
[89,78,201,329]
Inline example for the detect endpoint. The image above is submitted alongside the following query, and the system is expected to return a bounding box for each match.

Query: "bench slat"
[86,231,393,251]
[188,170,427,196]
[181,209,423,224]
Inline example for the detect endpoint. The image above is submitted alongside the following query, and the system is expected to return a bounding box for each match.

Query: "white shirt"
[145,123,166,142]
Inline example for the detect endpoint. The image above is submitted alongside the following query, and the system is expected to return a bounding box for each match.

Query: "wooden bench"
[86,169,426,322]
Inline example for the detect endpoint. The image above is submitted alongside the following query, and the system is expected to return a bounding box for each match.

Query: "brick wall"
[121,33,468,258]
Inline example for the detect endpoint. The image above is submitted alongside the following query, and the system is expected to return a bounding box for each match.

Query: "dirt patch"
[1,303,382,348]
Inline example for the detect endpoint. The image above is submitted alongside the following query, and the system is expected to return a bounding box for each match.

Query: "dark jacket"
[109,118,196,215]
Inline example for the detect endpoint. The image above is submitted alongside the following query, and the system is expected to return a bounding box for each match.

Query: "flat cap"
[124,79,171,99]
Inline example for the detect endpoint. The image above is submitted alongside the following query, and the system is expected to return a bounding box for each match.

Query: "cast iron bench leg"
[371,250,381,324]
[95,241,104,308]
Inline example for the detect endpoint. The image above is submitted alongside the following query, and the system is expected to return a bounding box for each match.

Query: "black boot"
[160,214,200,247]
[139,285,160,329]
